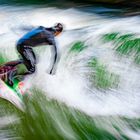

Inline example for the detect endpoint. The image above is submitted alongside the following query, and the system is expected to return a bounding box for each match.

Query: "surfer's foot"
[6,80,14,87]
[6,69,17,87]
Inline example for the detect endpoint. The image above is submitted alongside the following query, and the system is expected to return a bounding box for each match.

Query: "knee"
[16,44,23,53]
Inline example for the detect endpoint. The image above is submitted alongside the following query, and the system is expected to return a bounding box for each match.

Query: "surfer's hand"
[46,67,56,75]
[49,69,55,75]
[49,69,52,74]
[46,69,55,75]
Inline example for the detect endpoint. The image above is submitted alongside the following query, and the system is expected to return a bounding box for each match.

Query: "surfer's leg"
[17,45,36,75]
[6,68,17,87]
[4,59,25,86]
[4,60,23,67]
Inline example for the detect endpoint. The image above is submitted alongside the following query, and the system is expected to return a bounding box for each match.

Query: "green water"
[1,88,139,140]
[1,37,140,139]
[0,3,140,140]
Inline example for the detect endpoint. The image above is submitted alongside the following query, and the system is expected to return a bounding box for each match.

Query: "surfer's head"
[53,23,63,36]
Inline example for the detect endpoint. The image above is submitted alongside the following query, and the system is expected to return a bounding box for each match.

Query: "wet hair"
[54,23,63,32]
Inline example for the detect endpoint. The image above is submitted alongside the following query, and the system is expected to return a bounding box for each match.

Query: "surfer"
[5,23,63,86]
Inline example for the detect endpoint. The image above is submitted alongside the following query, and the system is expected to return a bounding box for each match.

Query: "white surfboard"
[0,80,24,110]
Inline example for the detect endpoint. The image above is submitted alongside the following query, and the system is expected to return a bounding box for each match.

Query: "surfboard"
[0,79,25,110]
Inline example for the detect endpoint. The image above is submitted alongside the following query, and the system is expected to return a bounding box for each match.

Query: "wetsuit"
[0,60,22,85]
[3,26,58,86]
[17,26,58,75]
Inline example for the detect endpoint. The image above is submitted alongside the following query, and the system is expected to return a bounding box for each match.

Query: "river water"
[0,4,140,140]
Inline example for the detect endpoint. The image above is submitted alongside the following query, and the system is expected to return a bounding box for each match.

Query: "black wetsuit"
[1,26,58,86]
[16,26,57,74]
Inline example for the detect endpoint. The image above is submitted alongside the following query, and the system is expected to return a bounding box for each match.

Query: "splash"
[0,5,140,140]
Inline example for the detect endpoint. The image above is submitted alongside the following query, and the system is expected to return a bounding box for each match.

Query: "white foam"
[0,5,140,118]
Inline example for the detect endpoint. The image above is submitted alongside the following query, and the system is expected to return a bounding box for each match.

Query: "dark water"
[0,0,139,17]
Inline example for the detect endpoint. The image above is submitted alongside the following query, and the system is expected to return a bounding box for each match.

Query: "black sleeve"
[44,31,59,74]
[49,44,58,74]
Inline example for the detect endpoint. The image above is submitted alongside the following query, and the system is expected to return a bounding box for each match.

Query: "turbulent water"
[0,5,140,140]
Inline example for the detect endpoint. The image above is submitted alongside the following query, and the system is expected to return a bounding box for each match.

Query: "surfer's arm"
[49,43,59,75]
[48,36,59,75]
[43,30,60,75]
